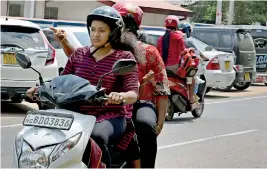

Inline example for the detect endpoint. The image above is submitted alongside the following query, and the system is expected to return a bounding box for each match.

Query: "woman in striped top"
[27,6,139,168]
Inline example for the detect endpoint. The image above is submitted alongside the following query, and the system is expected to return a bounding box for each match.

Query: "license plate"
[225,61,230,70]
[245,72,250,81]
[23,113,74,130]
[2,53,17,65]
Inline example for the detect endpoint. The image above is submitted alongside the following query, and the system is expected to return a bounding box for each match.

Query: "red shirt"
[156,31,186,66]
[62,47,139,122]
[138,42,170,104]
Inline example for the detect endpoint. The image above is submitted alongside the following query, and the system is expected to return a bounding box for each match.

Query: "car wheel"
[233,82,251,90]
[11,97,22,103]
[205,87,212,93]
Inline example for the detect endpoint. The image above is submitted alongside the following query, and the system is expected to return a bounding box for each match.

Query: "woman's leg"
[133,106,157,168]
[91,117,126,168]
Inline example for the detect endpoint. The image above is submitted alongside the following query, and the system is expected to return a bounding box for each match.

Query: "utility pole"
[227,0,235,25]
[215,0,222,25]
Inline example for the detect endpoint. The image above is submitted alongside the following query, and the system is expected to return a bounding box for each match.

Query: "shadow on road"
[204,94,230,99]
[1,101,34,116]
[251,83,266,87]
[165,117,196,124]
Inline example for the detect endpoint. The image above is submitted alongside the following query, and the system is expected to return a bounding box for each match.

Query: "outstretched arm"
[50,27,76,57]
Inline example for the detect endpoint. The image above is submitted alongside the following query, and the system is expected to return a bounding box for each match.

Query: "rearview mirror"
[111,59,137,75]
[205,46,213,51]
[15,52,31,69]
[15,52,44,85]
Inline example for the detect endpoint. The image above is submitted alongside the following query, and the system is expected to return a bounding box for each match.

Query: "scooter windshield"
[38,74,102,106]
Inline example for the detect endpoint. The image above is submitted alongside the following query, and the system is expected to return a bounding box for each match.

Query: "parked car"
[1,18,58,103]
[191,26,257,90]
[238,25,267,86]
[42,26,90,74]
[139,29,236,93]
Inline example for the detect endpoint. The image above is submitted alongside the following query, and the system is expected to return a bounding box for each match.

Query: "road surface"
[1,84,267,168]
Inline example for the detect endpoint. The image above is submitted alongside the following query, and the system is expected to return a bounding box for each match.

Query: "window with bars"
[8,4,23,17]
[44,7,58,20]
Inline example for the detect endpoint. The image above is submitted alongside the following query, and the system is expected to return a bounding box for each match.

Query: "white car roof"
[0,18,41,30]
[140,30,165,36]
[43,26,88,33]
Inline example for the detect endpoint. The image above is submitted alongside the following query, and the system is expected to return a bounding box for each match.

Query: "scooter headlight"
[50,132,82,163]
[18,141,55,168]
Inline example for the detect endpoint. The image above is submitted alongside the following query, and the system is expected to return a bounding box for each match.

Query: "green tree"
[184,1,267,25]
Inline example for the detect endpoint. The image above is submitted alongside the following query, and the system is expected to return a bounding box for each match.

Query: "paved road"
[1,85,267,168]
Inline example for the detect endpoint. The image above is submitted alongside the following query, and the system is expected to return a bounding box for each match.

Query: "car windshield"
[73,31,91,47]
[1,25,46,50]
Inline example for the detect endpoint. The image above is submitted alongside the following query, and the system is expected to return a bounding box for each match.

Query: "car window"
[42,30,62,49]
[194,31,220,48]
[73,31,91,47]
[250,29,267,54]
[221,31,232,48]
[1,25,46,50]
[139,33,160,46]
[237,32,255,51]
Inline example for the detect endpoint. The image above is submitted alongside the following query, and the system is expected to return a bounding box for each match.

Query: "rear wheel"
[191,103,204,118]
[165,99,174,121]
[233,82,251,90]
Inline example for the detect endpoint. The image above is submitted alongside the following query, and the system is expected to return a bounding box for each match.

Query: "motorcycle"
[12,52,137,168]
[165,54,207,121]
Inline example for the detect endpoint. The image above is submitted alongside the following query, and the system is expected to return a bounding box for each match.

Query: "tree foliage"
[184,1,267,25]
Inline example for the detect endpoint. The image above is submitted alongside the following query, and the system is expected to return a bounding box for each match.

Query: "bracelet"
[156,125,162,131]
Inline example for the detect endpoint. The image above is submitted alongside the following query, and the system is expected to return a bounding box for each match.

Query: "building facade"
[1,0,193,26]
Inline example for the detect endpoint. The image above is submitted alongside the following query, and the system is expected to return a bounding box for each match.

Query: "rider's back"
[157,31,185,67]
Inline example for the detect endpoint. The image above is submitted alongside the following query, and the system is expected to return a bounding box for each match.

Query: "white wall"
[45,1,169,26]
[46,1,103,22]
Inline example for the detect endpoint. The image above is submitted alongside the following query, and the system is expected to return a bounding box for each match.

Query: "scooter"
[165,55,207,121]
[12,52,137,168]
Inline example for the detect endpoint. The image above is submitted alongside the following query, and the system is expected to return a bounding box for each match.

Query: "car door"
[235,31,256,69]
[250,29,267,73]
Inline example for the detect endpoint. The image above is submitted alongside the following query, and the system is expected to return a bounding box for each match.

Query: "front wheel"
[165,99,174,121]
